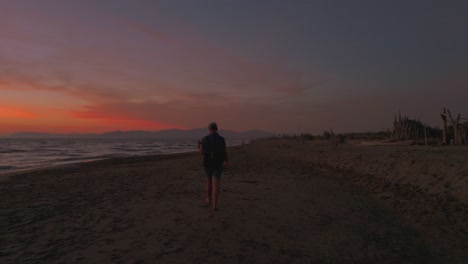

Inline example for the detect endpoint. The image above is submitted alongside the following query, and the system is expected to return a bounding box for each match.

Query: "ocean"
[0,138,243,173]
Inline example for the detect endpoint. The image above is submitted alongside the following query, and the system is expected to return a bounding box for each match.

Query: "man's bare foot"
[204,197,211,205]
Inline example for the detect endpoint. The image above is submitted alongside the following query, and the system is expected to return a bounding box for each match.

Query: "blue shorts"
[205,164,223,180]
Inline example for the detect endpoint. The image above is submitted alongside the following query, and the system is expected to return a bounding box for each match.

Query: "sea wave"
[0,149,28,154]
[0,166,16,170]
[0,138,238,174]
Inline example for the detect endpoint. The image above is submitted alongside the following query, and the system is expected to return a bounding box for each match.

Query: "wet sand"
[0,139,466,263]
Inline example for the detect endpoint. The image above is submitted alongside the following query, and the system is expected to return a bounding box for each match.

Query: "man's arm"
[223,139,228,166]
[199,138,204,155]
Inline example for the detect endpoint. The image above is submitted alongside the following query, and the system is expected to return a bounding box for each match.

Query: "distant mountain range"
[7,128,275,139]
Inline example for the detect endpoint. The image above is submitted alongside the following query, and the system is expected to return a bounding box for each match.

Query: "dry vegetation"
[268,107,467,147]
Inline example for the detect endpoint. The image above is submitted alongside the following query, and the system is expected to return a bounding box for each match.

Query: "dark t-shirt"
[201,132,227,167]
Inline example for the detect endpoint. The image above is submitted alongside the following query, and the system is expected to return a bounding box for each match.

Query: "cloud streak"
[0,105,37,119]
[0,10,316,133]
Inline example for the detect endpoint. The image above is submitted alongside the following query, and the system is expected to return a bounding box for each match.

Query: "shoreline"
[0,159,106,183]
[0,140,248,181]
[0,150,201,183]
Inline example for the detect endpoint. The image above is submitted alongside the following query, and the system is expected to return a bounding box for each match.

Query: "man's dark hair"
[208,122,218,131]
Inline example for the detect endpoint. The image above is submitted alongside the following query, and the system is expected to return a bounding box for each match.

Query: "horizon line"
[0,127,276,136]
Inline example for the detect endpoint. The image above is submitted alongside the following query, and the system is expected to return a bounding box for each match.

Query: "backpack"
[204,133,225,163]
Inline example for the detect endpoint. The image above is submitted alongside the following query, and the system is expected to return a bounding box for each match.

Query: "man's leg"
[205,177,212,204]
[212,178,219,210]
[212,164,223,210]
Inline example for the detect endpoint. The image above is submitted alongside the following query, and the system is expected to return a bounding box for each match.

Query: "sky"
[0,0,467,135]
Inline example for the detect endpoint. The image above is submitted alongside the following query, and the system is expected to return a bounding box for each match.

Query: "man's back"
[202,132,227,166]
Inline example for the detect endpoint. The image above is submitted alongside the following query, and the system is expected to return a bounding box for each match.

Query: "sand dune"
[0,139,466,263]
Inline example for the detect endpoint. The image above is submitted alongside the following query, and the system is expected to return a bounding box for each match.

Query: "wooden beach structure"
[441,108,468,145]
[389,111,441,144]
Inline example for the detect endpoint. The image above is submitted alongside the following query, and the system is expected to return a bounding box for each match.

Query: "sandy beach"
[0,139,466,263]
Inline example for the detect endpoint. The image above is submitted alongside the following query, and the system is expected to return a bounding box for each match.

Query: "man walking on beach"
[200,122,228,211]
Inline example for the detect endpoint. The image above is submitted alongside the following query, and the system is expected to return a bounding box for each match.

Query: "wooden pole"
[424,125,428,146]
[416,127,419,144]
[447,109,460,145]
[441,108,447,144]
[407,122,412,141]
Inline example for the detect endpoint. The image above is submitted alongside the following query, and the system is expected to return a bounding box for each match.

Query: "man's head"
[208,122,218,132]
